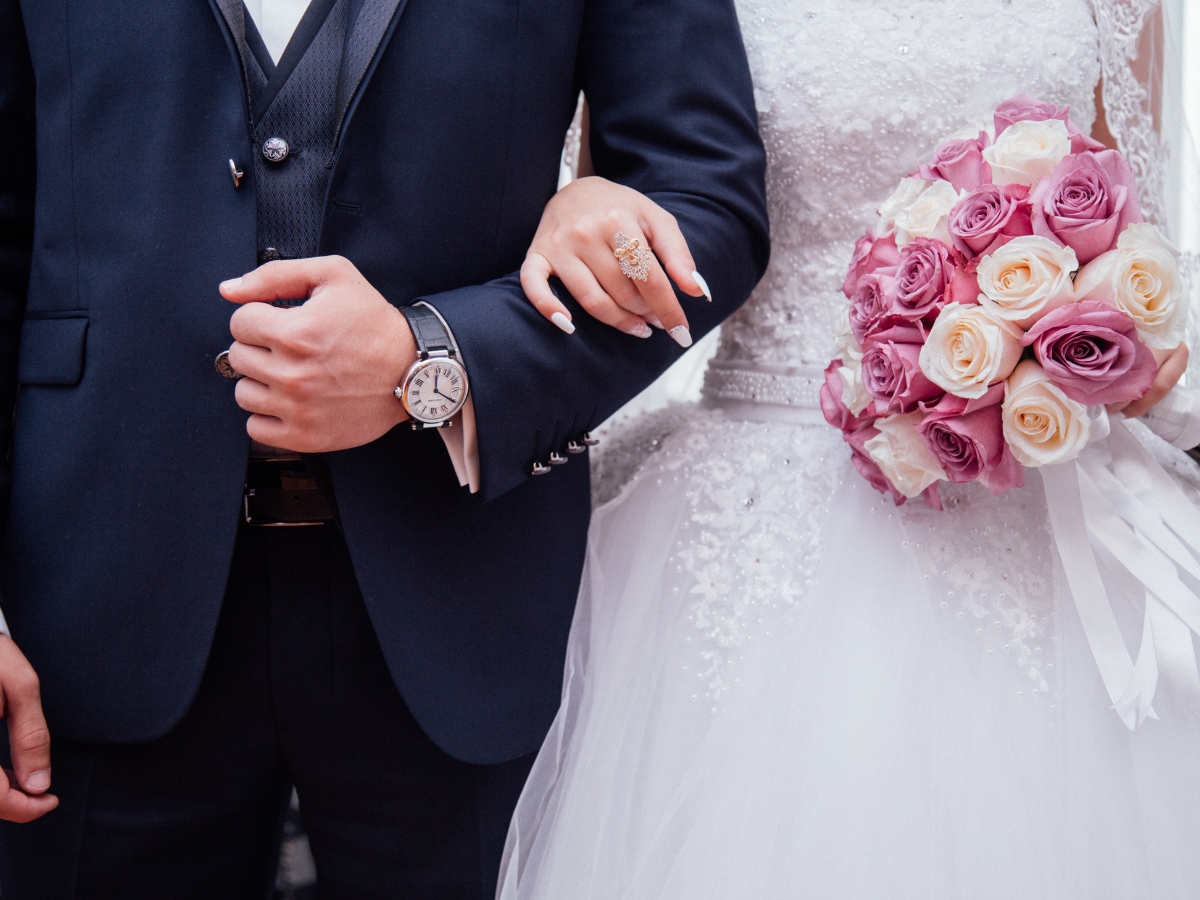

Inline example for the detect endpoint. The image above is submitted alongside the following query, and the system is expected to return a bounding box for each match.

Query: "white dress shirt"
[246,0,480,492]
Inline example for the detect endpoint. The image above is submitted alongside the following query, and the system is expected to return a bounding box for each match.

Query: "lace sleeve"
[1093,0,1200,374]
[1092,0,1167,223]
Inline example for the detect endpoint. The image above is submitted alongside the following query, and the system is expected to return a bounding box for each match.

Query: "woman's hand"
[520,176,711,347]
[1109,343,1190,419]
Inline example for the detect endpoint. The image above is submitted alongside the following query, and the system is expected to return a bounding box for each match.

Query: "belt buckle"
[243,460,335,527]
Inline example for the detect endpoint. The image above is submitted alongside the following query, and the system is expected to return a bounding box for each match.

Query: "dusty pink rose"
[993,94,1105,154]
[845,425,907,505]
[1022,299,1157,405]
[948,183,1033,259]
[820,362,875,433]
[892,238,957,322]
[945,267,982,306]
[916,385,1025,494]
[848,272,897,343]
[918,132,992,192]
[842,231,900,298]
[861,323,945,415]
[1031,150,1143,264]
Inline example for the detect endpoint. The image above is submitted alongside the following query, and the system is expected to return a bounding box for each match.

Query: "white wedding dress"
[499,1,1200,897]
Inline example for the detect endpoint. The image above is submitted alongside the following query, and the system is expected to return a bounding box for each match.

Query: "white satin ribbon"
[1043,417,1200,729]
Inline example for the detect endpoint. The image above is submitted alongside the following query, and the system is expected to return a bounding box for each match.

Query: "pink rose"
[945,266,982,306]
[842,231,900,298]
[861,323,945,415]
[845,425,907,505]
[848,272,897,343]
[918,132,992,192]
[1022,300,1157,405]
[993,94,1106,154]
[916,385,1025,494]
[948,183,1033,260]
[892,238,957,322]
[1031,150,1143,264]
[820,361,875,433]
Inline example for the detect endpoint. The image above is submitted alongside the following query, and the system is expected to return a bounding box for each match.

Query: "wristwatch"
[395,302,470,429]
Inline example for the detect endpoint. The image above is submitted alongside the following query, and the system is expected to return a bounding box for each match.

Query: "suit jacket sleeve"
[422,0,769,503]
[0,0,35,531]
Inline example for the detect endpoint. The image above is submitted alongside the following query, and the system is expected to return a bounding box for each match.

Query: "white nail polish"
[669,325,693,348]
[550,312,576,334]
[624,322,653,339]
[692,271,712,302]
[647,315,665,330]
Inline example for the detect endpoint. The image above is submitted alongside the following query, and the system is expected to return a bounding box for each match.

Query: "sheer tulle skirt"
[499,411,1200,900]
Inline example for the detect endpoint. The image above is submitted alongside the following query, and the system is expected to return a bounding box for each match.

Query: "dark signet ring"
[215,350,244,381]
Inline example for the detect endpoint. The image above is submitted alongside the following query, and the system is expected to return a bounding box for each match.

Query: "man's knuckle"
[13,725,49,753]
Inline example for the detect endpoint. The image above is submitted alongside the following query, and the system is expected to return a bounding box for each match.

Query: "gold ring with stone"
[613,232,653,282]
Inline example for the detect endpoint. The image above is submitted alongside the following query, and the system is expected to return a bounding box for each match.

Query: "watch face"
[404,359,468,422]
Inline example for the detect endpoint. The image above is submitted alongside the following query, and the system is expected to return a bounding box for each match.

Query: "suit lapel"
[333,0,408,145]
[209,0,254,121]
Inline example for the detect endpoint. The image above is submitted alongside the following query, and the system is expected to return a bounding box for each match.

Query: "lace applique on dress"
[642,419,843,704]
[899,481,1058,697]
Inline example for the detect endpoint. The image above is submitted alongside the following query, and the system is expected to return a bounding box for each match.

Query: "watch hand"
[434,388,456,402]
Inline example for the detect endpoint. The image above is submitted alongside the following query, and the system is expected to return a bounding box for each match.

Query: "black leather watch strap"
[401,303,455,359]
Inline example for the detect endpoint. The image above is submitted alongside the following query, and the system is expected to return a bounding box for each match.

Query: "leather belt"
[243,458,336,527]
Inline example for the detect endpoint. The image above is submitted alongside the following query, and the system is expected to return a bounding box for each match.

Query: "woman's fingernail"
[550,312,576,335]
[26,771,49,792]
[220,278,242,292]
[624,322,653,339]
[669,325,693,348]
[692,271,712,302]
[646,314,665,330]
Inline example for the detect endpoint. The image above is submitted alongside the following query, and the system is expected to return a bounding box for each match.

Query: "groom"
[0,0,767,896]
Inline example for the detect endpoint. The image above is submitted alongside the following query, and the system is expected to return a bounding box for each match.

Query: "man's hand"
[220,256,417,453]
[0,636,56,823]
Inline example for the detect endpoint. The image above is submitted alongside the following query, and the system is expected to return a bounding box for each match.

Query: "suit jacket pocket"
[17,314,89,386]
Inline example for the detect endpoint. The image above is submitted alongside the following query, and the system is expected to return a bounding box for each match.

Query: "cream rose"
[982,119,1071,186]
[1073,223,1186,350]
[834,309,873,414]
[892,180,962,246]
[864,412,947,498]
[838,358,873,415]
[877,177,928,232]
[918,302,1024,399]
[975,235,1077,328]
[1001,359,1091,466]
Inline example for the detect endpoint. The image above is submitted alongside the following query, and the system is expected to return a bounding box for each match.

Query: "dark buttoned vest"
[217,0,403,266]
[244,0,347,265]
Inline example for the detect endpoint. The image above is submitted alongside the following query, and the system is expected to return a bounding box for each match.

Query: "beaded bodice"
[703,0,1102,408]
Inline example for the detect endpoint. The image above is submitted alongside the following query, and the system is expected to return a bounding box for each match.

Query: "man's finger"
[225,342,275,385]
[0,769,58,824]
[219,256,351,305]
[0,638,50,795]
[229,302,288,348]
[520,253,576,334]
[234,377,281,418]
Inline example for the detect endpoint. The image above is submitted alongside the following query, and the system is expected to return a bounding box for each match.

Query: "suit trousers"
[0,521,536,899]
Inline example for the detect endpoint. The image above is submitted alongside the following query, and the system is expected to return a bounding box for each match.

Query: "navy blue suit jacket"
[0,0,767,764]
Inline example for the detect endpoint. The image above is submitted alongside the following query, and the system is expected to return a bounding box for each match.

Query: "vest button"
[260,247,282,263]
[262,137,290,162]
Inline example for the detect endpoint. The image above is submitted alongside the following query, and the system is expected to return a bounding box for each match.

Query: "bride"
[497,0,1200,897]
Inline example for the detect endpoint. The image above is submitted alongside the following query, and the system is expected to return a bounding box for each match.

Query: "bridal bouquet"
[823,94,1187,507]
